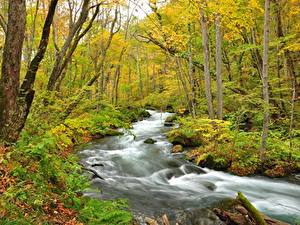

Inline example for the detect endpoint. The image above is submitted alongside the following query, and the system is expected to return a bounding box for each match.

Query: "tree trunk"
[136,47,144,99]
[215,14,223,120]
[0,0,26,143]
[47,0,90,91]
[200,4,214,119]
[289,78,296,148]
[152,64,156,92]
[176,58,193,114]
[25,0,39,68]
[188,23,196,118]
[0,0,58,143]
[260,0,271,162]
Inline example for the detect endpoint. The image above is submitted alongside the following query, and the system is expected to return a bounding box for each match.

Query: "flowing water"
[79,111,300,224]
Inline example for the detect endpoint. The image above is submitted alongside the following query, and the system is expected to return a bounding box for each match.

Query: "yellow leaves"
[284,41,300,52]
[195,153,208,165]
[248,0,263,13]
[291,0,300,15]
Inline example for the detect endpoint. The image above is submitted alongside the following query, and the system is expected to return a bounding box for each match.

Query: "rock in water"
[105,129,124,136]
[164,122,175,127]
[164,115,177,127]
[165,115,177,123]
[182,164,205,174]
[172,145,183,153]
[144,138,157,144]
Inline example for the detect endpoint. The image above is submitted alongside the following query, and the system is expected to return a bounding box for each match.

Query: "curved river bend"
[79,111,300,224]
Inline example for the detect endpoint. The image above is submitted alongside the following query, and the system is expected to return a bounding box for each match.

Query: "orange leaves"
[0,146,15,195]
[43,200,80,225]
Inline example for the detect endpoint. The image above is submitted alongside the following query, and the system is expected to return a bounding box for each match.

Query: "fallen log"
[237,192,267,225]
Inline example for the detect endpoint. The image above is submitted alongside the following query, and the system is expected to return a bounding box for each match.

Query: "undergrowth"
[168,117,300,177]
[0,94,149,224]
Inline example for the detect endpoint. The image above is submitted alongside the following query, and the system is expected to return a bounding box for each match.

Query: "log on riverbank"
[214,192,289,225]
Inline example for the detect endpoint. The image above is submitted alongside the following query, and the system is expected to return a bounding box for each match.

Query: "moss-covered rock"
[120,107,151,122]
[165,115,177,123]
[105,129,124,136]
[172,145,183,153]
[167,117,232,147]
[144,138,157,144]
[167,131,203,147]
[195,153,230,171]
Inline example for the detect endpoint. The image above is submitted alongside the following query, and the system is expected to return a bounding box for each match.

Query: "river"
[79,110,300,224]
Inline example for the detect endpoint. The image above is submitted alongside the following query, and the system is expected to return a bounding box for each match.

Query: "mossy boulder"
[167,118,232,147]
[138,109,151,119]
[172,145,183,153]
[165,115,177,123]
[144,138,157,144]
[120,107,151,122]
[196,153,230,171]
[167,131,203,147]
[105,129,124,136]
[164,115,177,127]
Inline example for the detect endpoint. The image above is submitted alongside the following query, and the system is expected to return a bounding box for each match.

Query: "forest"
[0,0,299,224]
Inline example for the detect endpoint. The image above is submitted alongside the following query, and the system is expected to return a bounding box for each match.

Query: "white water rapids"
[79,111,300,224]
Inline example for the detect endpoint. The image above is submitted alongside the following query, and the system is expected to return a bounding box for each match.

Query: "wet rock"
[165,105,175,113]
[91,163,104,167]
[164,168,184,179]
[171,208,224,225]
[91,133,104,139]
[164,116,176,126]
[164,122,175,127]
[172,145,183,153]
[182,164,205,174]
[166,160,181,168]
[135,209,224,225]
[165,115,177,123]
[167,132,202,147]
[145,217,159,225]
[105,129,124,136]
[144,138,157,144]
[139,110,151,119]
[198,153,230,171]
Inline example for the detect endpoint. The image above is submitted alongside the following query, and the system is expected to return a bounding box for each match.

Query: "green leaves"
[79,199,133,225]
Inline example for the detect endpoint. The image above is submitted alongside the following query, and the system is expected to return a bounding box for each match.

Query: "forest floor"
[0,97,152,224]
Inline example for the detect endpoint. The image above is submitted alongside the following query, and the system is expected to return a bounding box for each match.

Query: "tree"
[46,0,97,91]
[0,0,58,143]
[0,0,26,143]
[215,13,223,120]
[260,0,271,161]
[200,2,214,119]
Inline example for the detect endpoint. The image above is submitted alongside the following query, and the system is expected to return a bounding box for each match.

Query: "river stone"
[147,209,224,225]
[183,164,205,174]
[91,163,104,167]
[172,144,183,153]
[144,138,157,144]
[165,115,177,123]
[164,122,174,127]
[105,129,124,136]
[166,160,181,168]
